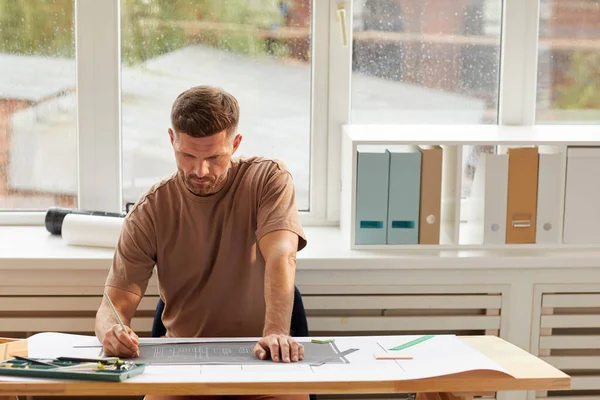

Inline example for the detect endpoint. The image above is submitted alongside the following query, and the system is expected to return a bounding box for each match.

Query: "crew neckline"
[176,159,239,203]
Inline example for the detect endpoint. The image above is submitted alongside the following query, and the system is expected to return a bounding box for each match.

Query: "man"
[95,85,308,400]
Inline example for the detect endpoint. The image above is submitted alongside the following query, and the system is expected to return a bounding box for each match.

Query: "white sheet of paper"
[196,365,243,382]
[306,337,407,381]
[27,332,102,359]
[128,365,203,383]
[376,334,509,379]
[240,364,310,373]
[0,332,511,384]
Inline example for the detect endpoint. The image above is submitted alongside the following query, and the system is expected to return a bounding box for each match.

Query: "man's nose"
[193,160,210,177]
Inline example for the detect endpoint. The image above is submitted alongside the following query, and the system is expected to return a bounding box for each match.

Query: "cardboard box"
[0,337,28,361]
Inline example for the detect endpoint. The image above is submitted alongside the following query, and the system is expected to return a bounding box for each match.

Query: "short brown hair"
[170,85,240,139]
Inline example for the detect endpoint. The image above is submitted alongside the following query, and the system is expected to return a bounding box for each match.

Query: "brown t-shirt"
[105,156,307,338]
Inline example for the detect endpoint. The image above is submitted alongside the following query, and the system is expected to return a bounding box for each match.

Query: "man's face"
[169,129,242,196]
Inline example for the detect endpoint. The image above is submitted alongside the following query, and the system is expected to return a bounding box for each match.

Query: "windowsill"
[2,225,600,271]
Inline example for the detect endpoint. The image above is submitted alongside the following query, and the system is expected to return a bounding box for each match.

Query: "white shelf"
[345,124,600,146]
[347,223,600,250]
[340,124,600,251]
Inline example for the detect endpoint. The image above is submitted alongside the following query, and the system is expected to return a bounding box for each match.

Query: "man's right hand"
[100,324,140,358]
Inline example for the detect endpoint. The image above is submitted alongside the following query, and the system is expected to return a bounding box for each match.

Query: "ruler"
[388,335,435,351]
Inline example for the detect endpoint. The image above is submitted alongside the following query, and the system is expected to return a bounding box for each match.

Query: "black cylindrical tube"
[45,206,126,235]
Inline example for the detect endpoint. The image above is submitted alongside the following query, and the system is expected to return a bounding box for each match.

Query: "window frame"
[0,0,553,226]
[76,0,122,213]
[302,0,331,225]
[499,0,541,125]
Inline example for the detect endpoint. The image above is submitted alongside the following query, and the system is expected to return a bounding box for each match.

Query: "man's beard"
[181,170,228,196]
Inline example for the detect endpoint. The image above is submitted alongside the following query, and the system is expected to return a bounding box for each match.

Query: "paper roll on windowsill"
[61,214,124,248]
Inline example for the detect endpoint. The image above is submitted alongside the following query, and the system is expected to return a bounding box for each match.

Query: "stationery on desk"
[0,355,145,382]
[373,351,413,360]
[373,334,435,360]
[104,292,128,334]
[0,294,146,383]
[1,333,516,381]
[0,332,571,398]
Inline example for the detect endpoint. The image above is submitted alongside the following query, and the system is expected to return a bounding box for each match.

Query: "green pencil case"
[0,358,146,382]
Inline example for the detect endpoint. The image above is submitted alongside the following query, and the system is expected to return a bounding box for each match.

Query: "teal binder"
[386,146,422,244]
[355,147,390,245]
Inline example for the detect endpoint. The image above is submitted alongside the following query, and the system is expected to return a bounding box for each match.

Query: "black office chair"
[151,286,316,400]
[151,285,309,337]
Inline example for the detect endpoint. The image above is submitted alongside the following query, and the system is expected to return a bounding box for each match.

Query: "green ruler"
[388,335,435,351]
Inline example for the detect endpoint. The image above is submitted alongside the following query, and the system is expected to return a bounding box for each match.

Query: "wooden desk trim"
[0,336,571,396]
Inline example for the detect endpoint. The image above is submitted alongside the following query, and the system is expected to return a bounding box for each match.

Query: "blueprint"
[135,341,349,365]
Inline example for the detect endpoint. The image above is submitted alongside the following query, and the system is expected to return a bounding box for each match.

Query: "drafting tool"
[310,348,358,367]
[10,355,57,367]
[388,335,435,351]
[56,356,120,364]
[311,339,335,344]
[0,356,145,382]
[373,351,413,360]
[54,362,101,371]
[133,340,348,365]
[74,340,217,348]
[103,292,127,333]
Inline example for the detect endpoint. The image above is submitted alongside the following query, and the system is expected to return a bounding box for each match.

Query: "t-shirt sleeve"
[105,210,157,297]
[256,165,307,251]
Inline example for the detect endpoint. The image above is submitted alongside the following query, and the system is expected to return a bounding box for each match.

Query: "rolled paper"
[61,213,124,248]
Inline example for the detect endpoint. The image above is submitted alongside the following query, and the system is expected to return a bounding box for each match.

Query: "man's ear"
[168,128,175,145]
[232,134,243,153]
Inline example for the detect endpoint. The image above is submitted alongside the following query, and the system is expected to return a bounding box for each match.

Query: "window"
[536,0,600,123]
[1,0,599,228]
[0,0,76,210]
[120,0,312,211]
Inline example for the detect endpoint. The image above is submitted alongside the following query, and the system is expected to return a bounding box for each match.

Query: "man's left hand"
[253,334,304,362]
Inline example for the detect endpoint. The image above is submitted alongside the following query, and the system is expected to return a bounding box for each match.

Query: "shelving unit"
[340,124,600,250]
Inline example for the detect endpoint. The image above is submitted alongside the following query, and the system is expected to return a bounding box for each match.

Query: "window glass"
[536,0,600,123]
[0,0,77,210]
[121,0,312,211]
[351,0,501,125]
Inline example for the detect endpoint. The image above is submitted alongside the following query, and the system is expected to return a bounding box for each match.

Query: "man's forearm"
[263,256,296,335]
[95,290,136,341]
[95,303,133,341]
[95,304,117,342]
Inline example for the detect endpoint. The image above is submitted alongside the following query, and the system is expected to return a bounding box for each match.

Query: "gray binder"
[386,145,422,245]
[355,147,390,245]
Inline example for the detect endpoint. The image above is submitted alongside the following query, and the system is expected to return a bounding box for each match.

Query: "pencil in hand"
[103,292,128,334]
[102,292,139,357]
